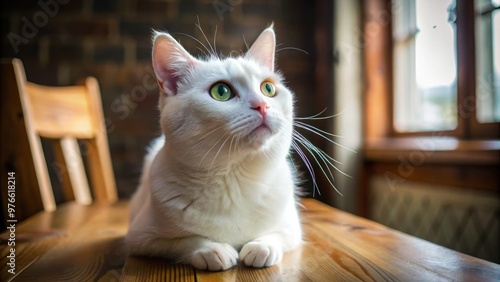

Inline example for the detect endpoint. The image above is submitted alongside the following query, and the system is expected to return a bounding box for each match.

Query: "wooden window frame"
[365,0,500,141]
[361,0,500,216]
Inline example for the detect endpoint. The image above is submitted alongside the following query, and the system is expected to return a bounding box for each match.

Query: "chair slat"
[54,138,93,205]
[52,139,76,202]
[25,83,95,139]
[86,138,118,202]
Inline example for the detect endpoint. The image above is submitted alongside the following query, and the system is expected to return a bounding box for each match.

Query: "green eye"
[209,82,234,101]
[261,81,276,97]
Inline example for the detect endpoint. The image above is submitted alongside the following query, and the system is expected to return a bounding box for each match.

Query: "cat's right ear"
[152,31,198,96]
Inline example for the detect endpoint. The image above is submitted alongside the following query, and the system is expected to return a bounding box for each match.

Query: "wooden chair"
[1,59,117,221]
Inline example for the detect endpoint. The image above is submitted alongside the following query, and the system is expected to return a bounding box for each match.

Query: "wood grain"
[24,82,95,139]
[0,202,127,282]
[1,199,499,281]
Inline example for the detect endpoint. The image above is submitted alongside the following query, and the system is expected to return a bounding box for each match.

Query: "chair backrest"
[1,59,117,216]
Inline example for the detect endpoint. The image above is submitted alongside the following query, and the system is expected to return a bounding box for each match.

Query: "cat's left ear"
[245,25,276,72]
[152,31,198,96]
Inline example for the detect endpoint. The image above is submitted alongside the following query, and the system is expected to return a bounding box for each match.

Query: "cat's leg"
[190,239,239,271]
[127,198,238,271]
[239,233,285,268]
[239,219,302,268]
[126,232,238,271]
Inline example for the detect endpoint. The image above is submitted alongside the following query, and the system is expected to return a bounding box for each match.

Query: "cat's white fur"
[125,26,302,271]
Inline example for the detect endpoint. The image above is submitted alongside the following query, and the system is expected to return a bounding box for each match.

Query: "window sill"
[364,137,500,165]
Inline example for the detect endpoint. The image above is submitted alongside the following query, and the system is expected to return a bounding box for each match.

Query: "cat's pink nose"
[251,101,270,117]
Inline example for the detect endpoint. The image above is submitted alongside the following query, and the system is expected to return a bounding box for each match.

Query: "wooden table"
[1,199,499,281]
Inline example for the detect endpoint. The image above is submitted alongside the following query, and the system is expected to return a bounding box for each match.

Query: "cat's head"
[152,26,294,169]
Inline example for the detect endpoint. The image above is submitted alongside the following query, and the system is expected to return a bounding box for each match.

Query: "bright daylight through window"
[476,0,500,123]
[393,0,457,132]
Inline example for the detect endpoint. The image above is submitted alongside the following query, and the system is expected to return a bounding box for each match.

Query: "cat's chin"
[244,124,274,150]
[251,124,271,136]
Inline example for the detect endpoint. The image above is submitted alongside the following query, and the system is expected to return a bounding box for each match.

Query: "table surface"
[1,198,499,281]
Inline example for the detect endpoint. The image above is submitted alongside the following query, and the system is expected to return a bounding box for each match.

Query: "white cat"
[125,26,302,271]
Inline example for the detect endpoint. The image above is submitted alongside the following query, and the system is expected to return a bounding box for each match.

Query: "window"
[392,0,500,136]
[393,0,457,132]
[475,0,500,123]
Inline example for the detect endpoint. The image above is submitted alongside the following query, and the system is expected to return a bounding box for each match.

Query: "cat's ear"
[245,25,276,72]
[152,31,198,96]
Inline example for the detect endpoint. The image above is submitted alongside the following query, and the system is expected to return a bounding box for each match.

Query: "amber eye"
[261,81,276,97]
[209,82,234,101]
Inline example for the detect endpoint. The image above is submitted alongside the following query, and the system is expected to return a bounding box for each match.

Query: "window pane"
[394,0,457,132]
[476,0,500,123]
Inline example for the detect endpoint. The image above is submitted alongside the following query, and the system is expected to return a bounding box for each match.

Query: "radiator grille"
[368,176,499,263]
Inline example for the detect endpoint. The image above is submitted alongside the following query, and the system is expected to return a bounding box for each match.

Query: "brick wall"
[1,0,317,198]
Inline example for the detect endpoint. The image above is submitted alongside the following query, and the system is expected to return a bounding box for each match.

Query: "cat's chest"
[188,172,286,216]
[173,173,291,244]
[150,154,294,243]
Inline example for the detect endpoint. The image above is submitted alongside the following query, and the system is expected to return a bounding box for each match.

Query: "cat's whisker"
[175,32,212,58]
[242,35,249,51]
[213,25,218,57]
[195,16,217,57]
[294,109,344,120]
[292,132,343,196]
[197,132,228,173]
[294,121,343,138]
[229,50,243,57]
[198,124,227,140]
[237,136,242,155]
[232,136,241,164]
[276,46,309,55]
[228,135,240,165]
[228,135,234,163]
[294,130,351,178]
[292,110,355,194]
[293,122,355,153]
[298,136,340,182]
[293,130,343,165]
[208,134,232,173]
[262,147,274,164]
[296,108,328,119]
[178,125,226,160]
[288,154,299,173]
[195,47,209,57]
[291,140,320,196]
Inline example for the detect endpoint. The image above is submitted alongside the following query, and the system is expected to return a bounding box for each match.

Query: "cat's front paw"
[191,242,238,271]
[239,242,283,268]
